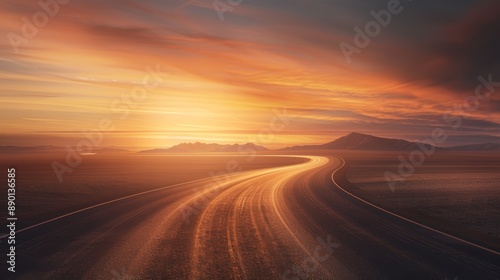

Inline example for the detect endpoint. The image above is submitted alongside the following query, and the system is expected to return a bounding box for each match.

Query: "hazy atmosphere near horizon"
[1,0,499,279]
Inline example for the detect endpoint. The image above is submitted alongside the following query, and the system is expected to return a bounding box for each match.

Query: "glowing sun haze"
[1,0,499,149]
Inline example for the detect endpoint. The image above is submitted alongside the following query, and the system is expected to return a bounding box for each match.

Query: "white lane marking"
[330,156,500,256]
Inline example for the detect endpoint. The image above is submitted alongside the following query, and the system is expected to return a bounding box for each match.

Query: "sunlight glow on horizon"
[1,0,499,148]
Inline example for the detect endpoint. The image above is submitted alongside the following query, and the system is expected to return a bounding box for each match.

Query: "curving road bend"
[3,156,500,279]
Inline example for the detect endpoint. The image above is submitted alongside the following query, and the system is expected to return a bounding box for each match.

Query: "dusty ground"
[1,149,498,251]
[0,152,306,227]
[341,151,500,251]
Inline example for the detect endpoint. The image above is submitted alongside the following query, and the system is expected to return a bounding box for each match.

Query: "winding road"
[2,156,500,279]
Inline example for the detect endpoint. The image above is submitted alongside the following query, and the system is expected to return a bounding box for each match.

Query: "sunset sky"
[1,0,499,149]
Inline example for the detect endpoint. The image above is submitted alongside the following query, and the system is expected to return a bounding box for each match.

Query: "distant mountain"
[214,143,268,152]
[281,132,500,151]
[281,132,435,151]
[139,142,268,153]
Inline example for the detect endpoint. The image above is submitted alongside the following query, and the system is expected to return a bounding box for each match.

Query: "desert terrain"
[1,149,499,279]
[340,151,500,251]
[0,152,306,227]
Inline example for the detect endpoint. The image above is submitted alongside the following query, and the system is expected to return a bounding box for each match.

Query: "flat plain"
[1,151,499,279]
[340,150,500,251]
[0,152,306,227]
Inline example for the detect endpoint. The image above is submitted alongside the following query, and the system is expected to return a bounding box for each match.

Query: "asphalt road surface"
[2,156,499,279]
